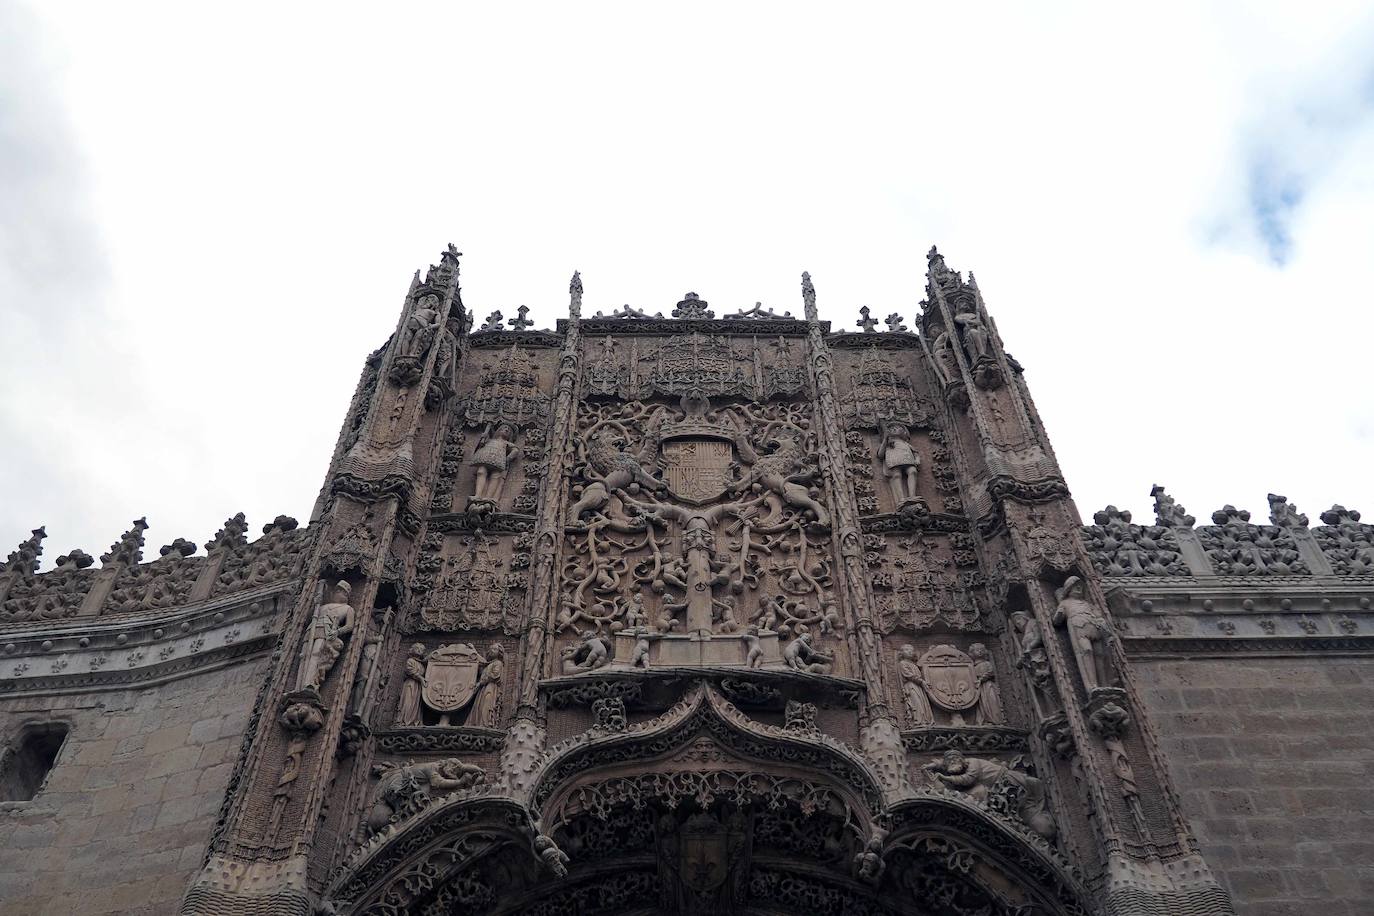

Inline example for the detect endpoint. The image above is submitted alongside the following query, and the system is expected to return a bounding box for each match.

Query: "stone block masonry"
[0,658,268,916]
[1132,656,1374,916]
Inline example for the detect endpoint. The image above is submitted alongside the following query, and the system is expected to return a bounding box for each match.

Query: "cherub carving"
[561,629,612,674]
[783,630,833,675]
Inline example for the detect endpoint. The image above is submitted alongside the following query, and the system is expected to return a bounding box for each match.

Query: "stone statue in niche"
[1053,576,1113,694]
[399,293,443,360]
[466,644,504,728]
[931,329,961,384]
[1010,611,1058,718]
[396,643,426,727]
[877,423,921,506]
[298,581,355,692]
[922,750,1056,841]
[783,629,833,674]
[364,757,485,836]
[469,422,521,506]
[897,644,935,726]
[561,629,612,674]
[969,643,1003,725]
[407,643,505,727]
[953,308,991,362]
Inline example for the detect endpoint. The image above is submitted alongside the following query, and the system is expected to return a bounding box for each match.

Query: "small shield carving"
[422,643,482,713]
[680,812,730,892]
[918,644,979,711]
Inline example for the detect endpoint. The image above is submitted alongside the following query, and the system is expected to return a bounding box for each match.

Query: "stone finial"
[1268,493,1309,528]
[5,527,46,575]
[884,313,909,333]
[801,272,817,322]
[1320,504,1362,526]
[479,311,504,332]
[507,305,534,330]
[102,518,148,567]
[1211,505,1250,527]
[263,515,299,535]
[56,549,94,570]
[1092,505,1132,527]
[206,512,249,552]
[1150,485,1195,528]
[569,271,583,319]
[159,538,197,559]
[926,245,961,293]
[855,306,878,333]
[671,292,713,320]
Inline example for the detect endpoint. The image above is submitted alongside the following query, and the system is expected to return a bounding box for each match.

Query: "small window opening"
[0,723,69,802]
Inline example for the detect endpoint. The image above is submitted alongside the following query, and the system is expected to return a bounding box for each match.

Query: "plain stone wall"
[0,658,269,916]
[1131,654,1374,916]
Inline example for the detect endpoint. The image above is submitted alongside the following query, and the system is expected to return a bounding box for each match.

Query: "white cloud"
[2,1,1372,564]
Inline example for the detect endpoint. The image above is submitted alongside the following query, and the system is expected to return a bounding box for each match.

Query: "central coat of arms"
[660,436,734,504]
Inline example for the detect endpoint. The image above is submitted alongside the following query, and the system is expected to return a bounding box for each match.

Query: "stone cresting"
[19,244,1369,914]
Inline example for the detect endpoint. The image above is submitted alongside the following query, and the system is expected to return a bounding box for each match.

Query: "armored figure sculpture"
[783,629,833,675]
[897,644,935,726]
[399,293,442,360]
[877,423,921,506]
[469,422,521,504]
[1053,576,1112,694]
[298,581,355,692]
[923,750,1056,841]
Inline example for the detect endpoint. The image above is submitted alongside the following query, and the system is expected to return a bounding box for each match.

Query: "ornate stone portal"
[0,245,1250,916]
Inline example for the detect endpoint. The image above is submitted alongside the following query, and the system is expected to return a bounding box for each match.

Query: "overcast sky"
[3,2,1373,567]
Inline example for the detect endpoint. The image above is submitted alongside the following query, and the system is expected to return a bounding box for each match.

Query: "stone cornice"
[0,582,291,694]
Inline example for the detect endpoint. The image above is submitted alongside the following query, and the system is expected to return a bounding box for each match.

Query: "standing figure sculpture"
[931,330,961,384]
[399,293,442,360]
[470,422,521,505]
[953,309,991,362]
[1053,576,1112,693]
[969,643,1003,725]
[897,644,934,726]
[466,644,504,728]
[298,581,356,692]
[396,643,427,727]
[877,423,921,506]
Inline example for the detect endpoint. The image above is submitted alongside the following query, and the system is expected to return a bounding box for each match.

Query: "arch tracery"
[330,684,1089,916]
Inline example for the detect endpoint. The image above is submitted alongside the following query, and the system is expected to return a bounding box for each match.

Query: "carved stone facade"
[4,245,1365,915]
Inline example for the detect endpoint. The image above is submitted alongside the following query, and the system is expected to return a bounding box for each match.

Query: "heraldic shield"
[918,644,979,712]
[422,643,482,714]
[660,436,734,505]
